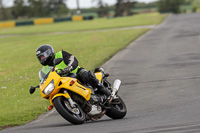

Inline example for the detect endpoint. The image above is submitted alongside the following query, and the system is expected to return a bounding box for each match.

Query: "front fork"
[50,90,76,108]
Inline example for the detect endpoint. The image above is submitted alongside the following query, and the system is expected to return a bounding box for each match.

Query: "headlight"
[43,80,55,95]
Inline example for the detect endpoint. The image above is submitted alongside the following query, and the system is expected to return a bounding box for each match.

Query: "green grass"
[0,12,167,35]
[0,29,150,128]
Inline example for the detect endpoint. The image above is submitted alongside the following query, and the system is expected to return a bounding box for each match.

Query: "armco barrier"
[72,15,83,21]
[54,17,72,22]
[0,16,93,29]
[0,21,15,28]
[83,16,94,20]
[34,18,54,25]
[15,21,34,26]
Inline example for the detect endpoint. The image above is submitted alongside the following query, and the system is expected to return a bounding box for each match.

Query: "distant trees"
[12,0,28,19]
[11,0,69,19]
[158,0,185,13]
[93,0,109,17]
[27,0,48,17]
[47,0,69,16]
[97,0,109,17]
[115,0,137,17]
[0,0,194,21]
[0,0,7,20]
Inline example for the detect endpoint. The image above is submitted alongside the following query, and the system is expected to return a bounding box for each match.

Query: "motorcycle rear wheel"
[53,96,85,125]
[106,96,127,119]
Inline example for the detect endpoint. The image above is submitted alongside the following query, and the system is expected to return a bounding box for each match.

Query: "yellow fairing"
[40,71,61,98]
[50,93,71,106]
[95,72,103,82]
[39,71,92,104]
[58,78,92,101]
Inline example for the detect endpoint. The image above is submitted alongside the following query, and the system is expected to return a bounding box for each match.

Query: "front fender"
[50,93,70,106]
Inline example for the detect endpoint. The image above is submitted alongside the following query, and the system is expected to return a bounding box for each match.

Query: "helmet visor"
[38,49,51,62]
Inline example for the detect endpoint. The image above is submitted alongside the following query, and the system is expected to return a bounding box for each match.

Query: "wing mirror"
[29,86,36,94]
[29,85,39,94]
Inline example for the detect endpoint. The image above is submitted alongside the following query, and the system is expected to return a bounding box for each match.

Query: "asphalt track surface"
[2,13,200,133]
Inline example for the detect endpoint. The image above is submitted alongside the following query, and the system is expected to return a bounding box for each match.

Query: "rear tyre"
[106,96,127,119]
[53,96,85,125]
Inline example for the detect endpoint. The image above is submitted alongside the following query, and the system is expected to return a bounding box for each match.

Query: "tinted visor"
[38,49,51,62]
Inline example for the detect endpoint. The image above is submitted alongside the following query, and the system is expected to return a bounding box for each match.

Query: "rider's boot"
[87,70,111,96]
[78,69,111,97]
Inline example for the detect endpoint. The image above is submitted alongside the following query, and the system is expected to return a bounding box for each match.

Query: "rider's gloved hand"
[64,66,73,73]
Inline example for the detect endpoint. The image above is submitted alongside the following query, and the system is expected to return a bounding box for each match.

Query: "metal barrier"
[0,16,94,29]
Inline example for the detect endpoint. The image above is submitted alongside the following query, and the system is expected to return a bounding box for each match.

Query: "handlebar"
[56,69,70,75]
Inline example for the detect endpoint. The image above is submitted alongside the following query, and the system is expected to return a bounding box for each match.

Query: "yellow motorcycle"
[29,58,127,125]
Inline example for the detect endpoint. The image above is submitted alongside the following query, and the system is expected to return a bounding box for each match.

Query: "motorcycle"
[29,58,127,125]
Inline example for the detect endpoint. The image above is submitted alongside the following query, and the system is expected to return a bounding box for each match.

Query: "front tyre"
[106,96,127,119]
[53,96,85,125]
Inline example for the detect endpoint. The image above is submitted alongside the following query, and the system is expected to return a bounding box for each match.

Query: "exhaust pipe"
[106,79,121,116]
[111,79,121,97]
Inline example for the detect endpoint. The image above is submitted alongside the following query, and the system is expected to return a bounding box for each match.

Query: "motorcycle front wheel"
[106,96,127,119]
[53,96,85,125]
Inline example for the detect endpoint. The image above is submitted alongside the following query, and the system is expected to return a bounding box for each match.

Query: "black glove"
[64,66,73,73]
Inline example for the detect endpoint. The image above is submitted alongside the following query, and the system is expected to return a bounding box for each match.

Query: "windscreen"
[39,66,53,81]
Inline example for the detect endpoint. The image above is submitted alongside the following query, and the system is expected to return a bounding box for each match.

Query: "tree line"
[87,0,192,17]
[0,0,68,20]
[0,0,197,21]
[158,0,186,13]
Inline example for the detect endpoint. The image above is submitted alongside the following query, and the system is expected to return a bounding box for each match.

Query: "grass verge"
[0,28,150,129]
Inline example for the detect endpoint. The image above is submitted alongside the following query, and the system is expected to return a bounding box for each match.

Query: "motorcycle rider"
[36,44,111,96]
